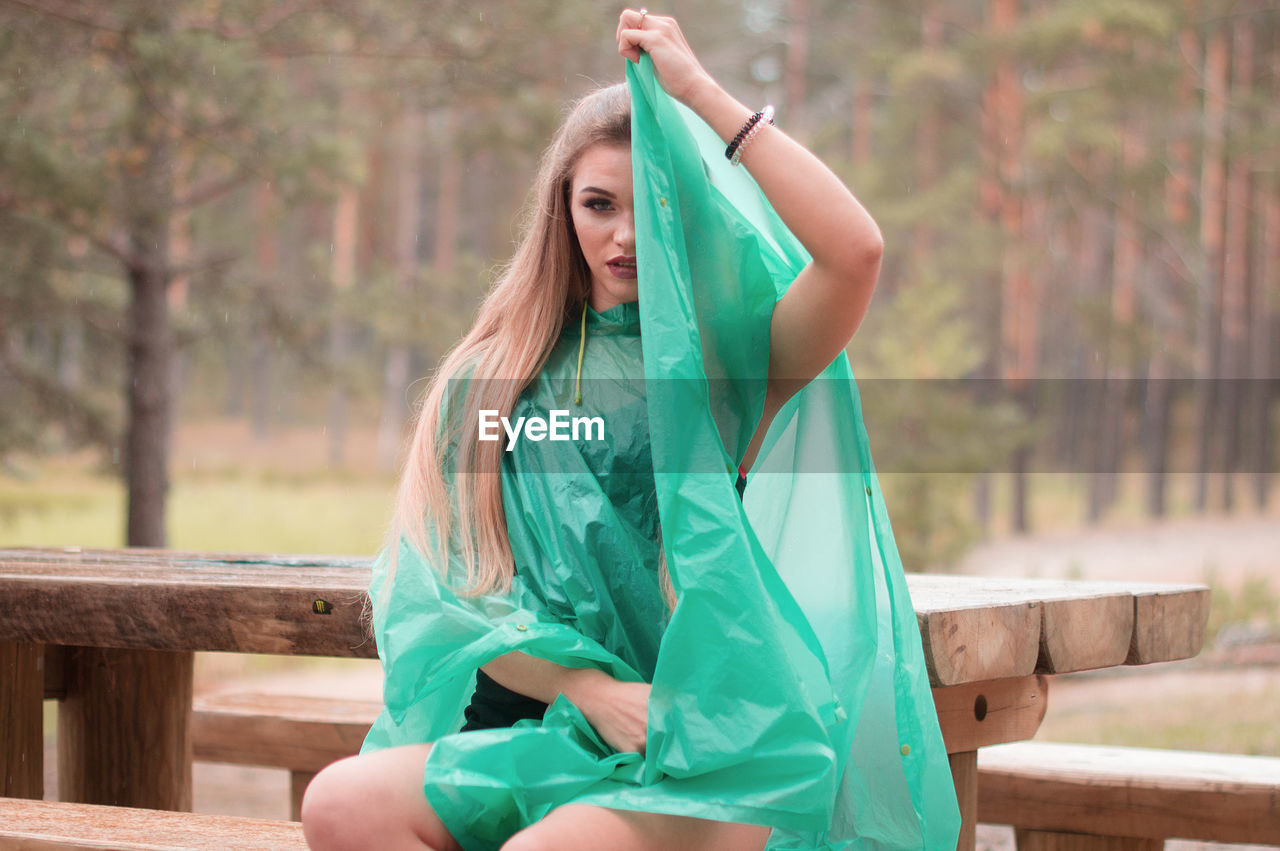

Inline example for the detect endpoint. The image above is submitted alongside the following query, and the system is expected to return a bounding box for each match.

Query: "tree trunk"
[122,38,175,549]
[251,181,279,442]
[983,0,1031,532]
[1250,178,1276,510]
[377,108,426,471]
[1193,22,1228,512]
[58,317,83,392]
[994,0,1031,532]
[915,3,942,255]
[784,0,809,131]
[1079,174,1111,524]
[1250,43,1278,509]
[1218,17,1255,511]
[434,108,461,294]
[851,77,873,169]
[328,174,360,469]
[1147,14,1199,518]
[1099,126,1144,515]
[168,140,194,436]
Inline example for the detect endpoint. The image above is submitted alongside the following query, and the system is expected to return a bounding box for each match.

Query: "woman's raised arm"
[617,9,883,457]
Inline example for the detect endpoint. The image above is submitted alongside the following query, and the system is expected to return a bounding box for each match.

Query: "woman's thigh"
[300,743,462,851]
[501,802,772,851]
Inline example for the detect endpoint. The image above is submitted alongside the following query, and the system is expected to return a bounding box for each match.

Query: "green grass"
[0,471,124,548]
[0,469,396,555]
[1205,569,1280,645]
[1039,673,1280,756]
[169,476,395,555]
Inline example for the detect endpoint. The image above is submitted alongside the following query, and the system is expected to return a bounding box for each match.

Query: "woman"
[302,9,957,851]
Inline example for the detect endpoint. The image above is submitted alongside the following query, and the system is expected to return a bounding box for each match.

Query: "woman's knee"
[300,755,381,850]
[301,744,458,851]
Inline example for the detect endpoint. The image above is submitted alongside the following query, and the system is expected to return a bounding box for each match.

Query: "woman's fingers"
[615,10,711,104]
[616,8,676,62]
[615,8,643,59]
[583,679,651,755]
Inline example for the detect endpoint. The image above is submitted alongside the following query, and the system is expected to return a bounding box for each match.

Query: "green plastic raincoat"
[361,56,962,850]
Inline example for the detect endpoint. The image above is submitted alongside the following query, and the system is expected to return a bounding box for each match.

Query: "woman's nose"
[614,211,635,249]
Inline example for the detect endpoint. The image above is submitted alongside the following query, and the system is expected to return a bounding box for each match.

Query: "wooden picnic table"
[0,547,1210,849]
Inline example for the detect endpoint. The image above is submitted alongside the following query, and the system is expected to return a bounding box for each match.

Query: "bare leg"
[300,743,462,851]
[500,802,773,851]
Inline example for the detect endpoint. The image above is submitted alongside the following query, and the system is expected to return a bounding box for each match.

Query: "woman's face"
[569,143,636,312]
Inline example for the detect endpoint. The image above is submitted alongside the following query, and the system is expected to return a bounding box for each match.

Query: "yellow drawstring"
[574,301,587,405]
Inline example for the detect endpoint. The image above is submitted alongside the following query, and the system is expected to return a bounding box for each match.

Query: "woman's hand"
[615,9,883,439]
[481,654,650,754]
[563,668,652,754]
[616,9,716,107]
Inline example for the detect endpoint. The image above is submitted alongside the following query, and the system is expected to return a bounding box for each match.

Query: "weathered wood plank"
[908,576,1042,686]
[0,797,307,849]
[907,575,1209,683]
[932,675,1048,754]
[912,576,1136,675]
[192,693,381,772]
[58,647,194,811]
[1036,589,1133,674]
[978,741,1280,845]
[43,644,67,700]
[949,751,977,851]
[0,550,374,658]
[1126,584,1212,664]
[1014,829,1161,851]
[291,772,316,824]
[0,642,42,799]
[1,551,1209,675]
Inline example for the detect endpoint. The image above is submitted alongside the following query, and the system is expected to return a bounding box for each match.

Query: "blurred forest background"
[0,0,1276,573]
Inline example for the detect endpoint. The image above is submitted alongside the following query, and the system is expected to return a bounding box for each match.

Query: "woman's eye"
[585,198,613,211]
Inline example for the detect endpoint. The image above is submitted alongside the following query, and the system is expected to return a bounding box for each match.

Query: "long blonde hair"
[382,82,673,609]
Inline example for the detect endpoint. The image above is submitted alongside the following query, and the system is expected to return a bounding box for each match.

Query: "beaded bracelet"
[729,105,775,166]
[725,110,764,161]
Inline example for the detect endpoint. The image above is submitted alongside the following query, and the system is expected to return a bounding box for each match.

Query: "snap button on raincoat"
[361,56,961,850]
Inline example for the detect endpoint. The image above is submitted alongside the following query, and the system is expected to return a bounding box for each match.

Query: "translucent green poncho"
[361,56,961,850]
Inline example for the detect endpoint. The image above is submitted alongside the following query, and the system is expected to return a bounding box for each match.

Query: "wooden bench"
[1,548,1211,850]
[0,797,306,849]
[192,692,382,819]
[977,740,1280,849]
[191,678,1052,821]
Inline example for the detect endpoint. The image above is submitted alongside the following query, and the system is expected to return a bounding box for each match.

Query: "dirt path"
[956,512,1279,588]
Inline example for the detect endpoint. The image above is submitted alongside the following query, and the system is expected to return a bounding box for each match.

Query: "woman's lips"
[606,258,638,279]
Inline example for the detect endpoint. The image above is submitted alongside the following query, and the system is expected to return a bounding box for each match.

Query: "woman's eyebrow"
[578,186,617,198]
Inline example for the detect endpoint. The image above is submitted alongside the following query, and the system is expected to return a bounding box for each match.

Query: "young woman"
[301,9,954,851]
